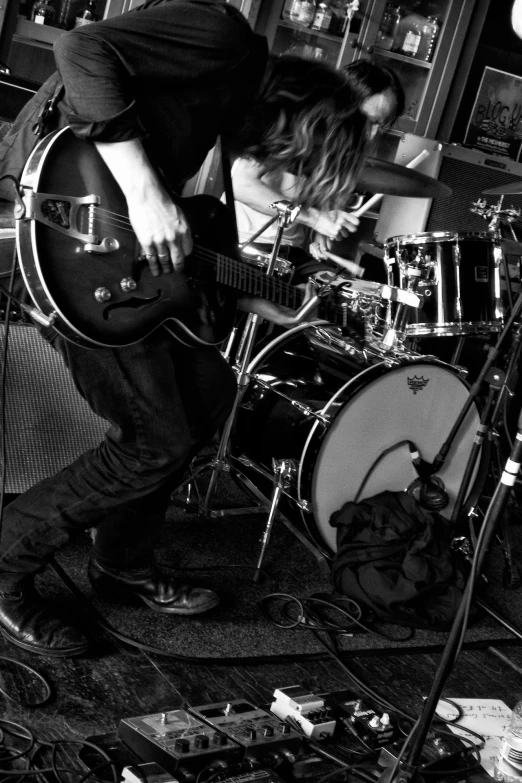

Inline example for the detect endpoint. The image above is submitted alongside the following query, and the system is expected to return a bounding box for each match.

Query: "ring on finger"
[157,254,169,260]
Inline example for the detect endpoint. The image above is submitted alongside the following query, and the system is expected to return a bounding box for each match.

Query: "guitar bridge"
[20,188,120,253]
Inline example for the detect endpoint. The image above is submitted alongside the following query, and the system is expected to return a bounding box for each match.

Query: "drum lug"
[453,364,469,380]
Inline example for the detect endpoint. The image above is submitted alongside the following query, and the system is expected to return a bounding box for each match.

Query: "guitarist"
[0,0,373,658]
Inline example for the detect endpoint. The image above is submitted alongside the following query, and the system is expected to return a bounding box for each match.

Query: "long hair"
[342,60,405,123]
[232,56,373,211]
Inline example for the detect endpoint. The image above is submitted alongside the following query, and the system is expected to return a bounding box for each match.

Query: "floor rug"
[42,472,522,663]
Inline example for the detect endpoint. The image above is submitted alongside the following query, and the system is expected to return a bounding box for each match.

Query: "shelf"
[13,17,65,48]
[372,46,432,69]
[276,18,345,43]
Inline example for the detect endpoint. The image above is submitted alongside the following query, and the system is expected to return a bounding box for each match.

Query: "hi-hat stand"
[380,410,522,783]
[175,201,325,580]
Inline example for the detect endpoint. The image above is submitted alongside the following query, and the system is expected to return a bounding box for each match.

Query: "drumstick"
[320,251,365,278]
[351,149,432,218]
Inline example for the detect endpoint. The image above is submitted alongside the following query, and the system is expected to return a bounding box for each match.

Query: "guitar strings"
[85,206,314,311]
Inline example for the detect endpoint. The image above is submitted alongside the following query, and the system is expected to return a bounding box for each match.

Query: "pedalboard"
[118,709,242,777]
[325,694,396,749]
[189,699,302,761]
[270,686,337,740]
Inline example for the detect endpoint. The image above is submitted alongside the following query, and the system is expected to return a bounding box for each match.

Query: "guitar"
[16,127,360,349]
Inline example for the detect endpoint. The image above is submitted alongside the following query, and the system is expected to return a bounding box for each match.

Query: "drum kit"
[184,156,522,583]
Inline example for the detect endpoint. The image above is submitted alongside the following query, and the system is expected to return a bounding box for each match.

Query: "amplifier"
[426,144,522,233]
[0,321,107,493]
[374,135,522,241]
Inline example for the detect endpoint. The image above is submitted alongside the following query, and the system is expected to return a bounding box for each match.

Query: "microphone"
[407,441,450,511]
[407,476,450,511]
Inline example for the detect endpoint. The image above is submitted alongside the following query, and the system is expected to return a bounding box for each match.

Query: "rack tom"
[384,231,504,336]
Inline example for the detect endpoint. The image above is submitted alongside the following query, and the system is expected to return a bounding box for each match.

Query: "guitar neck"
[193,244,304,308]
[190,242,361,337]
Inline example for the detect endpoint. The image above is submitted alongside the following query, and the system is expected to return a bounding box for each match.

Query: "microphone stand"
[381,406,522,783]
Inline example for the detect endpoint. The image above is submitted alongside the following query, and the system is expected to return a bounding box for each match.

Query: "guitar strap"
[220,137,239,246]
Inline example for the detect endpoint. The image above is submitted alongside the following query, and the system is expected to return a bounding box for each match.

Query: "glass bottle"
[31,0,56,26]
[297,0,316,27]
[394,12,426,58]
[416,15,440,62]
[56,0,77,29]
[311,1,332,32]
[288,0,303,21]
[74,0,100,26]
[494,701,522,782]
[282,0,295,21]
[376,4,401,51]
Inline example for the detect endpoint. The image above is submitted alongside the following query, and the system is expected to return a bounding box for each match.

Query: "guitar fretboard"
[216,253,303,308]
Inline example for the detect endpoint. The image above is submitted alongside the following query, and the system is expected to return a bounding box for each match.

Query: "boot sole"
[0,625,89,657]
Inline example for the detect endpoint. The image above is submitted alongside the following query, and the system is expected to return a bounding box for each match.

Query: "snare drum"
[234,322,482,555]
[385,231,504,336]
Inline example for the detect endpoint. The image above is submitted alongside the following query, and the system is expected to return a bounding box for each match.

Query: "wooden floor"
[3,607,522,783]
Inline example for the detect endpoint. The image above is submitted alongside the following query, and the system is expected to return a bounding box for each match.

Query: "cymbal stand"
[380,407,522,783]
[436,298,522,627]
[221,213,279,362]
[472,195,522,312]
[430,289,522,481]
[176,203,323,567]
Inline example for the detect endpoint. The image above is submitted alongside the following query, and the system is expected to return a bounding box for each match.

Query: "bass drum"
[234,322,482,555]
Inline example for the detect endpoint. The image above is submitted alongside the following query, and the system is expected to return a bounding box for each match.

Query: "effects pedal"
[118,709,242,778]
[189,700,302,762]
[270,686,337,740]
[122,762,180,783]
[325,694,396,749]
[215,767,286,783]
[379,730,471,774]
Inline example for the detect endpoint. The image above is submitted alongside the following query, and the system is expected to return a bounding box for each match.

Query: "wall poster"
[464,66,522,161]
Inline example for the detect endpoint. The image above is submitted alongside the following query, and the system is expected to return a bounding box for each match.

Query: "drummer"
[229,60,405,285]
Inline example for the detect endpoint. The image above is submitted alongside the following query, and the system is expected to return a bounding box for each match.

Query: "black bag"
[330,490,467,630]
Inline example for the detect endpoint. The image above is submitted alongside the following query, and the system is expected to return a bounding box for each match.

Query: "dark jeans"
[0,326,237,591]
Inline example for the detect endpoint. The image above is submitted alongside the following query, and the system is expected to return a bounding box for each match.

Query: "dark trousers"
[0,326,236,591]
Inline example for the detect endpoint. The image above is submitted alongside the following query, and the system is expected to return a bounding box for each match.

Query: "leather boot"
[88,555,220,615]
[0,588,89,657]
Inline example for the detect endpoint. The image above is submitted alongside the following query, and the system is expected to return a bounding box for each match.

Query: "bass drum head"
[303,361,480,554]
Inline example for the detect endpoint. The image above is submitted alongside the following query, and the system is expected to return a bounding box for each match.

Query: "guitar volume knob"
[120,277,137,292]
[94,287,112,302]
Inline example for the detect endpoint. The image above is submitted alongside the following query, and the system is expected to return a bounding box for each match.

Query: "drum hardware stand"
[426,290,522,625]
[221,214,281,362]
[173,201,330,577]
[380,409,522,783]
[472,196,521,313]
[253,458,294,583]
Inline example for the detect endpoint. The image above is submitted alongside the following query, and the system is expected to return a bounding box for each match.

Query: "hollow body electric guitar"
[16,127,359,349]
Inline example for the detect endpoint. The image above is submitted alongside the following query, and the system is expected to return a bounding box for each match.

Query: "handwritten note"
[436,698,512,777]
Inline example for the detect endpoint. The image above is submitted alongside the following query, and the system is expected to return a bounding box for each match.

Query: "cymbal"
[483,181,522,195]
[357,158,452,198]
